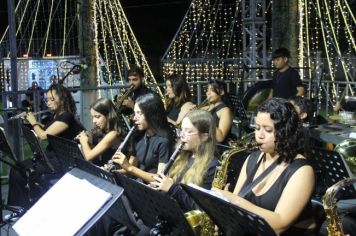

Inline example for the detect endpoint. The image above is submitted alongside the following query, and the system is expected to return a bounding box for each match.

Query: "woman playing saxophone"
[212,98,316,236]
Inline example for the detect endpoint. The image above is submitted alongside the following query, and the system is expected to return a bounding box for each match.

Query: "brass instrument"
[115,85,135,109]
[334,139,356,174]
[8,109,51,121]
[107,125,136,172]
[195,98,210,110]
[186,133,258,235]
[322,177,356,236]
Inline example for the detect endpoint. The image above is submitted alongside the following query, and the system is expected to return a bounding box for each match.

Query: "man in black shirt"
[269,48,305,99]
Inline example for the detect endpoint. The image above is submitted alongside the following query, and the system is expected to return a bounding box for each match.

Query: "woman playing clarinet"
[151,109,219,211]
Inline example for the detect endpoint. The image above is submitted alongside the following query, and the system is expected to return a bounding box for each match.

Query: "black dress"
[242,151,316,236]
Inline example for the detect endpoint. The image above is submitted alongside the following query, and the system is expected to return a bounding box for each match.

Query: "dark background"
[0,0,191,76]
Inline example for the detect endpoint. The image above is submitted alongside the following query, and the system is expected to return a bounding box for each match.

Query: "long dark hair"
[136,93,175,145]
[257,97,305,163]
[48,84,76,114]
[90,97,121,133]
[88,98,121,146]
[166,74,192,108]
[208,79,232,108]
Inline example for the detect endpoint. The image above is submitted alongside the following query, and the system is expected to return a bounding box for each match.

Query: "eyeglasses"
[176,129,198,138]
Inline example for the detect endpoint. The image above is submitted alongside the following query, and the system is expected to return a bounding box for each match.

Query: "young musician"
[213,98,316,236]
[87,93,175,236]
[165,74,195,126]
[76,98,121,166]
[119,65,154,114]
[201,79,233,147]
[111,93,175,183]
[25,83,84,141]
[8,84,84,209]
[151,109,219,211]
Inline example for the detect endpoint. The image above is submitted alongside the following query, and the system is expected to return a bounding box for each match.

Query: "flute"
[162,142,185,175]
[107,125,136,172]
[8,109,51,121]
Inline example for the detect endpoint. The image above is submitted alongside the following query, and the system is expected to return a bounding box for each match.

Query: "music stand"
[307,147,356,200]
[0,127,26,226]
[47,134,85,173]
[181,184,277,236]
[13,167,124,236]
[115,173,195,236]
[21,125,54,173]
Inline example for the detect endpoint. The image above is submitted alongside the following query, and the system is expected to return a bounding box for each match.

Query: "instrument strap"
[238,153,279,198]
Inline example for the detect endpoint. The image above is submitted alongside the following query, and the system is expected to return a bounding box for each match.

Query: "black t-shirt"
[45,112,84,142]
[272,67,303,99]
[134,133,172,173]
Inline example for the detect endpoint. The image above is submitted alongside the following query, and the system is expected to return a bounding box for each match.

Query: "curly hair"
[257,97,305,163]
[165,74,192,108]
[48,84,76,114]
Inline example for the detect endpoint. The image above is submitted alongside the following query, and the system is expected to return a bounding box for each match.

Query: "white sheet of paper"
[13,173,112,236]
[187,183,230,202]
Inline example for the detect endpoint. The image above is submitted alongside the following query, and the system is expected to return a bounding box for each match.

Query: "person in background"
[200,79,233,153]
[269,48,305,99]
[165,74,195,127]
[118,65,154,115]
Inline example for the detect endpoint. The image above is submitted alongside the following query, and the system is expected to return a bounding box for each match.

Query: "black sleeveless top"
[242,151,315,235]
[209,103,227,126]
[166,103,181,122]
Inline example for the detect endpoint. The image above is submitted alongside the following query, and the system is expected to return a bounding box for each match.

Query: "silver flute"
[8,109,51,121]
[107,125,137,172]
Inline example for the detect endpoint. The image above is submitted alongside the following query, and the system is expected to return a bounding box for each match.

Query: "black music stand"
[181,184,277,236]
[0,127,26,226]
[47,134,85,173]
[307,147,356,200]
[21,125,54,173]
[13,167,124,236]
[115,173,195,236]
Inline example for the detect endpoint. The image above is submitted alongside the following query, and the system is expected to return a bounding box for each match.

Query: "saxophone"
[185,133,258,235]
[322,177,356,236]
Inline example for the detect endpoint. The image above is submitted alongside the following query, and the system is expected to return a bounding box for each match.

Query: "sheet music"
[187,183,230,202]
[13,173,112,236]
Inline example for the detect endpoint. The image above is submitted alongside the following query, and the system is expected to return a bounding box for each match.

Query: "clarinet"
[162,142,185,175]
[107,125,136,172]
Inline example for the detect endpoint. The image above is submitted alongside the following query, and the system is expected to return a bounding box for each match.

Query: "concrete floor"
[1,184,18,236]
